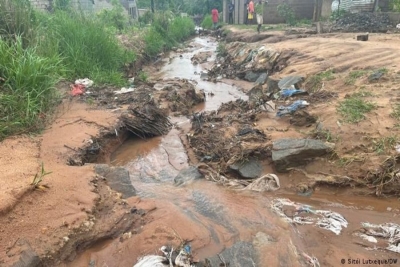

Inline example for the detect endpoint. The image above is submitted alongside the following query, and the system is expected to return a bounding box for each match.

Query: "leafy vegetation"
[201,14,213,29]
[330,9,348,20]
[277,3,296,26]
[143,13,195,57]
[216,42,227,57]
[0,0,195,140]
[137,0,223,15]
[337,92,377,123]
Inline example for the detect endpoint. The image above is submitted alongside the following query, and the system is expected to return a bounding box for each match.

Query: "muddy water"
[68,37,400,267]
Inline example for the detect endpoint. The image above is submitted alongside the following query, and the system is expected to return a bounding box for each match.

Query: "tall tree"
[151,0,154,12]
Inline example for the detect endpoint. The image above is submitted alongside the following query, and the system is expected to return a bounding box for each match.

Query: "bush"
[277,3,296,26]
[143,12,195,57]
[0,37,62,139]
[96,0,129,31]
[0,0,37,47]
[201,14,213,29]
[38,11,135,85]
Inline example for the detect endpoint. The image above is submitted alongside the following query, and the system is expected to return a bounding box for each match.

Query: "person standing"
[255,0,267,33]
[228,2,235,24]
[248,0,255,24]
[211,7,219,29]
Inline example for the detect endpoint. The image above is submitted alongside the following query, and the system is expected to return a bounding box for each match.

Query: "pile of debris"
[208,42,295,79]
[271,198,348,235]
[121,100,172,138]
[355,222,400,254]
[333,12,393,33]
[158,79,206,115]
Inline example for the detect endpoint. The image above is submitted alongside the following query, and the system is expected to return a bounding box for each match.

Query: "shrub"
[277,3,296,26]
[169,17,195,42]
[96,0,129,31]
[0,0,37,47]
[201,14,213,29]
[38,11,135,85]
[0,37,62,139]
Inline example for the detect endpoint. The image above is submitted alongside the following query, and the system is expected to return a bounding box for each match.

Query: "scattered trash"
[70,84,85,96]
[303,252,321,267]
[355,222,400,254]
[133,243,195,267]
[277,100,310,117]
[280,89,307,97]
[75,78,93,88]
[242,174,280,192]
[395,144,400,154]
[278,76,304,90]
[114,87,135,95]
[397,24,400,29]
[271,198,348,235]
[128,77,135,85]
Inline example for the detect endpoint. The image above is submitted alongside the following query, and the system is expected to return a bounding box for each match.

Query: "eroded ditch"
[63,36,400,267]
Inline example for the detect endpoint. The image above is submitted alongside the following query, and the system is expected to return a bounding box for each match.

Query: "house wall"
[223,0,315,24]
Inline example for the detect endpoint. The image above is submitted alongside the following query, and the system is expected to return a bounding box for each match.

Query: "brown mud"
[1,27,400,267]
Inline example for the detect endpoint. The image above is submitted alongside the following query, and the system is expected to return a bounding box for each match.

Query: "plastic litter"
[397,23,400,29]
[75,78,93,88]
[303,252,321,267]
[70,84,85,96]
[271,198,348,235]
[277,100,310,117]
[356,222,400,253]
[114,87,135,95]
[242,174,280,192]
[280,89,307,97]
[133,243,196,267]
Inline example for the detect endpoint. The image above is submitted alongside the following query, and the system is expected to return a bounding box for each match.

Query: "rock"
[368,70,384,82]
[11,240,40,267]
[272,139,333,172]
[278,76,304,90]
[356,33,369,41]
[229,158,262,179]
[200,72,208,80]
[247,85,263,104]
[206,241,259,266]
[266,77,280,93]
[245,71,261,82]
[254,73,268,85]
[94,164,136,198]
[289,110,317,127]
[173,166,203,186]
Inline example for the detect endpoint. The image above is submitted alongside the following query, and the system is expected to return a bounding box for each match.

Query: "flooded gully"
[66,37,399,267]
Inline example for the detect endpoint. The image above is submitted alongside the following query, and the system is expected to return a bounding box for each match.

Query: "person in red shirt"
[211,8,219,29]
[247,0,254,24]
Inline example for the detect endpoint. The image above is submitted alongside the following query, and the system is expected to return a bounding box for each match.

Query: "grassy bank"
[0,1,195,140]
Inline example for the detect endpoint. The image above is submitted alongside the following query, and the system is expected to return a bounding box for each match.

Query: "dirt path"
[1,29,400,267]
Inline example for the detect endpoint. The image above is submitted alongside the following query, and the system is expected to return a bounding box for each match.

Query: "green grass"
[0,37,62,139]
[201,14,213,29]
[391,103,400,120]
[345,70,368,85]
[37,11,135,86]
[337,93,377,123]
[306,70,335,92]
[372,136,398,154]
[143,13,194,57]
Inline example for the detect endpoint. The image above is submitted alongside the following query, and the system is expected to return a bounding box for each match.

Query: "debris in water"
[355,222,400,254]
[133,243,196,267]
[271,198,348,235]
[121,101,172,138]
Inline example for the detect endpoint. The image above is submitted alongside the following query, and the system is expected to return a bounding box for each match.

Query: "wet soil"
[2,29,400,267]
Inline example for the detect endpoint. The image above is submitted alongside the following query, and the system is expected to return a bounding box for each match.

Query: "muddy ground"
[1,25,400,267]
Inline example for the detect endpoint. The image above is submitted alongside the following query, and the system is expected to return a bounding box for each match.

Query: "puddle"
[63,36,400,267]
